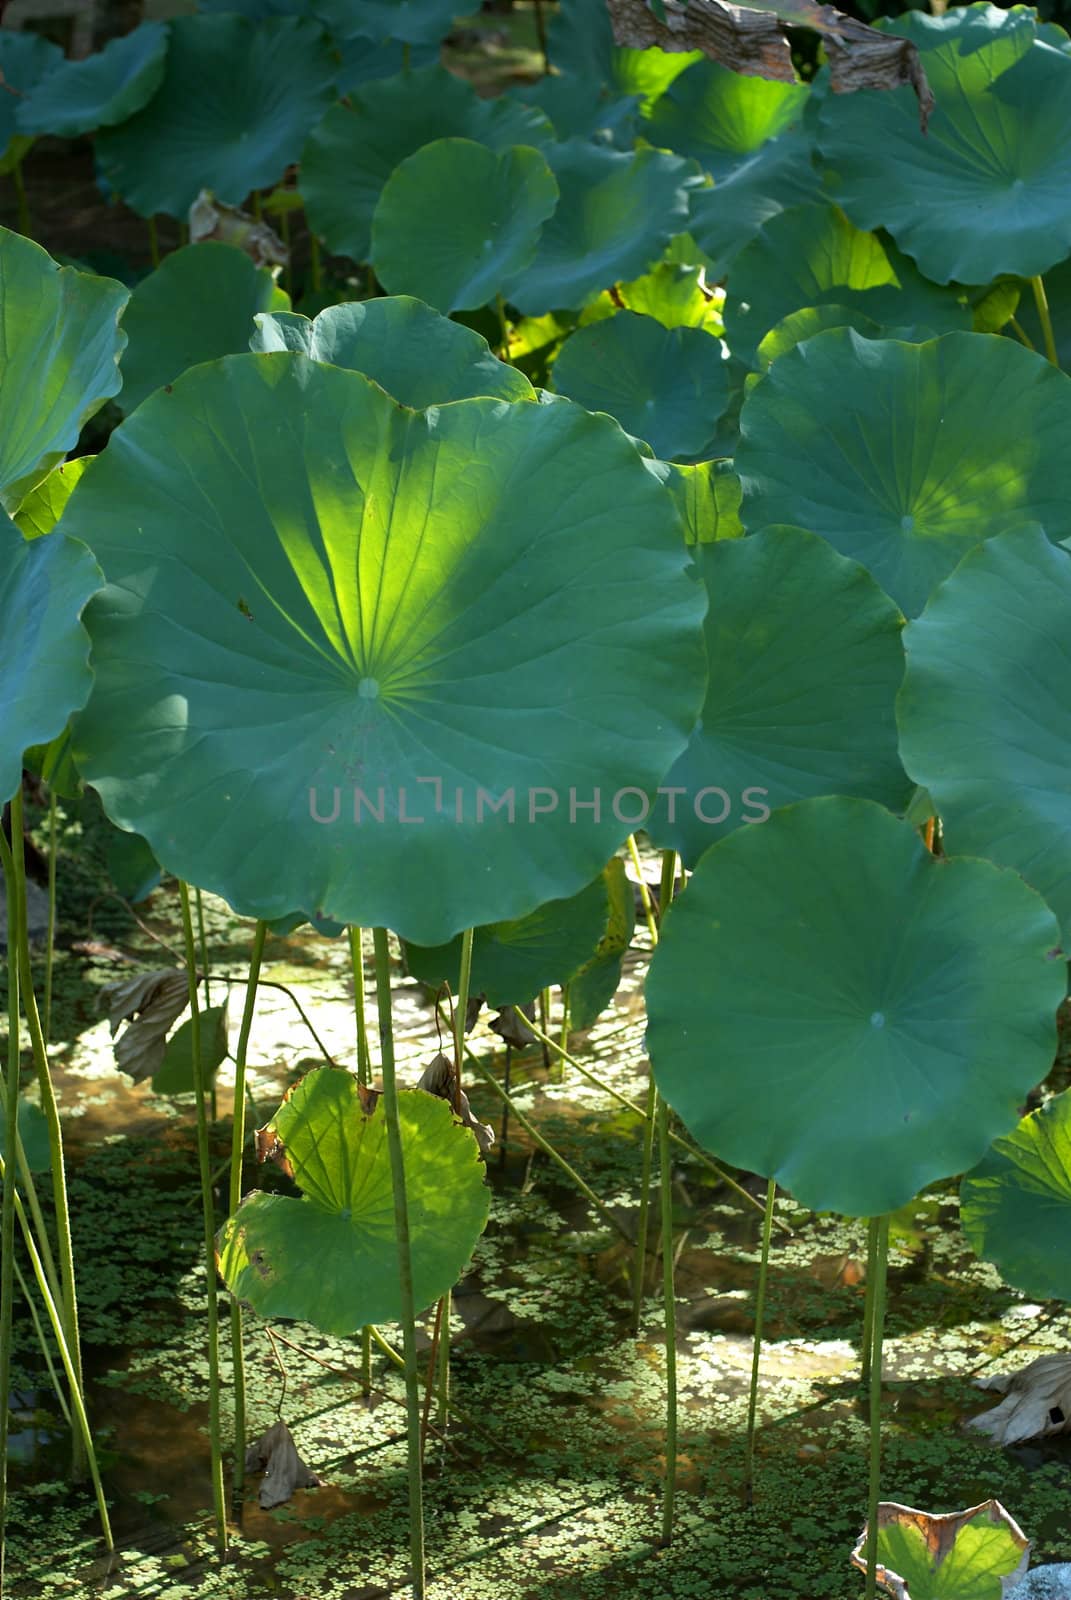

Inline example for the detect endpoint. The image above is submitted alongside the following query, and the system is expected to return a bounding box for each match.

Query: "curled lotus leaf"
[217,1067,491,1334]
[850,1499,1030,1600]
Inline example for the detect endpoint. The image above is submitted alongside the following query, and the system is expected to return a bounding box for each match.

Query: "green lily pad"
[105,825,163,905]
[217,1068,491,1334]
[580,262,723,334]
[0,32,62,161]
[961,1089,1071,1304]
[508,140,700,316]
[686,132,822,281]
[0,511,100,807]
[645,796,1063,1217]
[723,203,969,367]
[119,243,283,414]
[851,1499,1031,1600]
[0,1097,50,1173]
[152,1003,228,1096]
[251,297,533,404]
[817,6,1071,285]
[645,457,743,544]
[647,58,808,171]
[370,138,559,314]
[736,328,1071,615]
[548,0,700,108]
[334,36,439,93]
[96,14,337,218]
[65,354,705,944]
[551,312,728,460]
[755,304,883,369]
[0,227,127,510]
[646,528,911,867]
[898,526,1071,943]
[405,872,610,1008]
[337,0,459,44]
[514,74,640,147]
[14,458,92,541]
[567,856,635,1031]
[15,22,168,139]
[301,67,553,265]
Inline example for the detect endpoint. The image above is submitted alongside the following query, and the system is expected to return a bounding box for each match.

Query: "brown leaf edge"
[849,1499,1031,1599]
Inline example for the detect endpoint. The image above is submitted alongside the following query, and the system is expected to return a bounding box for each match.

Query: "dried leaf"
[417,1052,495,1155]
[488,1002,537,1050]
[608,0,933,128]
[968,1354,1071,1446]
[188,188,288,270]
[98,969,190,1083]
[850,1499,1031,1600]
[244,1420,321,1509]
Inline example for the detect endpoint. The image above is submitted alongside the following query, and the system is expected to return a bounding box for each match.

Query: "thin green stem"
[1031,275,1059,367]
[147,216,160,269]
[533,0,549,73]
[12,159,31,239]
[372,927,425,1599]
[1009,315,1036,353]
[0,805,22,1587]
[495,293,511,363]
[310,232,322,293]
[743,1178,776,1504]
[179,882,228,1556]
[864,1214,890,1600]
[44,792,57,1045]
[632,1075,657,1333]
[11,789,84,1474]
[860,1216,879,1387]
[627,834,658,944]
[229,920,267,1510]
[349,926,374,1397]
[436,927,473,1433]
[13,1256,70,1427]
[279,206,291,297]
[658,1093,677,1544]
[195,889,211,1007]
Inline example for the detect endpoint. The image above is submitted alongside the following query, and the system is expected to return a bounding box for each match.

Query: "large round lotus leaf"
[217,1069,490,1334]
[756,304,883,369]
[723,203,970,367]
[65,354,705,943]
[95,14,337,219]
[119,243,282,413]
[816,8,1071,285]
[960,1089,1071,1303]
[405,872,609,1008]
[301,68,553,265]
[646,529,911,867]
[736,329,1071,616]
[646,797,1063,1217]
[334,35,439,93]
[686,133,821,281]
[644,458,743,544]
[0,228,128,511]
[335,0,459,44]
[647,59,808,172]
[898,527,1071,943]
[547,0,699,108]
[15,22,168,139]
[580,263,723,335]
[551,311,728,461]
[508,140,700,316]
[0,512,99,806]
[514,74,640,148]
[251,297,533,404]
[370,139,558,314]
[0,32,61,159]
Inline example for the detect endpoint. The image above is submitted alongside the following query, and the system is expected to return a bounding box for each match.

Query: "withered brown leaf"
[98,969,190,1083]
[244,1420,321,1509]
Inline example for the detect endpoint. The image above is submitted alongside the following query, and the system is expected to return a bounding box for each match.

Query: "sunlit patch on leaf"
[850,1499,1030,1600]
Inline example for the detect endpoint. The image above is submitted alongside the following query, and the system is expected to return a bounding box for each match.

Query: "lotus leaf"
[14,459,91,541]
[646,58,808,171]
[686,132,821,280]
[548,0,700,107]
[580,262,723,334]
[737,329,1071,615]
[645,458,743,544]
[217,1068,491,1334]
[850,1499,1030,1600]
[65,354,705,943]
[0,32,61,162]
[16,22,168,138]
[645,797,1063,1216]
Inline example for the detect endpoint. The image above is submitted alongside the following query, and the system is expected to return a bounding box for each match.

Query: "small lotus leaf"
[405,872,610,1009]
[552,311,727,460]
[513,73,640,146]
[645,457,743,544]
[646,57,808,171]
[756,304,883,368]
[252,297,533,405]
[581,262,723,334]
[645,797,1063,1216]
[0,228,127,509]
[96,14,337,218]
[16,22,168,138]
[737,329,1071,615]
[217,1068,491,1333]
[0,513,99,806]
[65,355,705,943]
[723,202,969,367]
[850,1499,1030,1600]
[119,243,283,413]
[0,32,62,160]
[961,1089,1071,1305]
[899,528,1071,941]
[548,0,700,106]
[817,6,1071,285]
[371,139,559,314]
[14,458,91,541]
[301,67,553,264]
[646,529,911,866]
[686,132,821,280]
[508,140,701,316]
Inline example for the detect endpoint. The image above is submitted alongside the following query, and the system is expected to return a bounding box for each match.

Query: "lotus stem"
[372,925,426,1599]
[310,232,322,294]
[228,919,267,1509]
[658,1092,677,1544]
[0,805,22,1587]
[1009,316,1036,353]
[496,293,511,364]
[147,216,160,269]
[44,791,57,1045]
[632,847,676,1333]
[743,1178,776,1504]
[436,928,473,1431]
[14,1254,69,1426]
[349,927,374,1397]
[12,159,31,240]
[533,0,549,73]
[1031,275,1059,367]
[178,881,228,1556]
[860,1215,879,1386]
[864,1214,890,1600]
[9,789,84,1475]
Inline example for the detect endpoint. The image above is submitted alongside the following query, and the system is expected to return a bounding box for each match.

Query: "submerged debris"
[244,1420,321,1509]
[968,1353,1071,1445]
